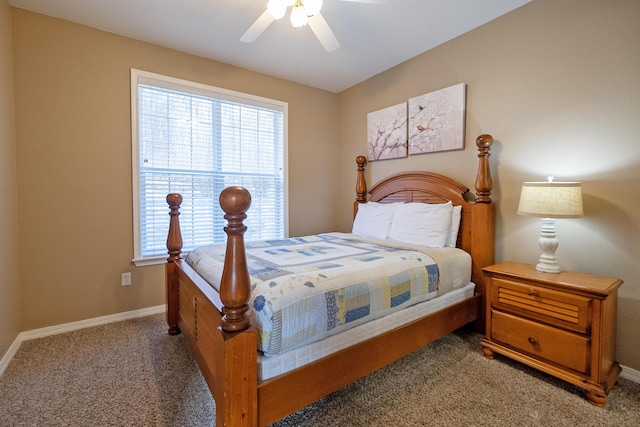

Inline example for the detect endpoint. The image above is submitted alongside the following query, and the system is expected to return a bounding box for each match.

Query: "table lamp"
[517,177,583,273]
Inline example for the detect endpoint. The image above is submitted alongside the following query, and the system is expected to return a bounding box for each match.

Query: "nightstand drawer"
[492,278,591,334]
[491,310,589,374]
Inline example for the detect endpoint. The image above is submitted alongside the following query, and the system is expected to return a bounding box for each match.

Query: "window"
[131,69,287,266]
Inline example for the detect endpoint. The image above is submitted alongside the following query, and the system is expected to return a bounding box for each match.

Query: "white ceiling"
[8,0,531,93]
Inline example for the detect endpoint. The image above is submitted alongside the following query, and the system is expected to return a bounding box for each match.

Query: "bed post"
[219,186,252,332]
[471,134,495,333]
[217,186,258,426]
[354,155,368,217]
[166,193,183,336]
[475,134,493,203]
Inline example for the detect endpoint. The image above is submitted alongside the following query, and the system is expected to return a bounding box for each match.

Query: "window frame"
[130,69,289,266]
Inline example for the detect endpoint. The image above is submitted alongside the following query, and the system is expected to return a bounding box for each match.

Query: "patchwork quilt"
[185,233,454,356]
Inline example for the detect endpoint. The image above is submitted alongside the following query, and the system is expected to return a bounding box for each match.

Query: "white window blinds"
[131,70,287,265]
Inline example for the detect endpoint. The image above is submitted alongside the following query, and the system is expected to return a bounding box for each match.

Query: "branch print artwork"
[408,83,466,155]
[366,102,407,161]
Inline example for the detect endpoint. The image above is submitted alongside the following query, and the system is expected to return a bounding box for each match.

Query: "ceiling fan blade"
[308,13,340,52]
[240,9,275,43]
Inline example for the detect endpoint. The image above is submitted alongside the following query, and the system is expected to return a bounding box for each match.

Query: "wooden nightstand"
[480,262,622,407]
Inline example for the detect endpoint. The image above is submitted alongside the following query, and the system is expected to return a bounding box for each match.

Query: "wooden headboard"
[353,134,495,331]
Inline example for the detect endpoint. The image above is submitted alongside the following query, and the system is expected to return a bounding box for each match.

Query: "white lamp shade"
[517,181,583,218]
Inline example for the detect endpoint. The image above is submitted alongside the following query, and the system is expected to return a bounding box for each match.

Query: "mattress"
[258,281,475,380]
[186,232,472,356]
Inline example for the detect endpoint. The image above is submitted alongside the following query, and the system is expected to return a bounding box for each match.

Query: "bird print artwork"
[366,102,408,161]
[407,83,466,155]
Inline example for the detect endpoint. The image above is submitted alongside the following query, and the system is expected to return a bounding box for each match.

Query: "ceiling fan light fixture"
[246,0,339,52]
[304,0,323,17]
[267,0,287,20]
[290,2,308,28]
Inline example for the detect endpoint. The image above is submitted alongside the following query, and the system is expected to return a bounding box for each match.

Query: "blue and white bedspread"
[185,232,470,356]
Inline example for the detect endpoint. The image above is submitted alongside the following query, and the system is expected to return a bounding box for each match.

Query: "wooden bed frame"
[165,134,495,426]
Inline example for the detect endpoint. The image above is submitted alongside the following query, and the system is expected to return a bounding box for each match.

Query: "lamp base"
[536,260,561,274]
[536,218,561,274]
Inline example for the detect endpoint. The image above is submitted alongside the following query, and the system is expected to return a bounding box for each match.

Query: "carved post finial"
[354,155,368,217]
[219,186,252,332]
[166,193,183,262]
[475,134,493,203]
[355,155,368,202]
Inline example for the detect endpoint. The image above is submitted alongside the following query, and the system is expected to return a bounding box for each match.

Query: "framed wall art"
[366,102,408,161]
[408,83,466,155]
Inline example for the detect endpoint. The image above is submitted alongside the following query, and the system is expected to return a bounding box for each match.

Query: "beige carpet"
[1,314,638,426]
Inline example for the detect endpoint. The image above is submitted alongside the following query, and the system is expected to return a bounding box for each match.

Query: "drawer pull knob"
[528,336,538,345]
[528,288,539,296]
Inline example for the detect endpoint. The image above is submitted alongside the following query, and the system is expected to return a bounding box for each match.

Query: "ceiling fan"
[240,0,381,52]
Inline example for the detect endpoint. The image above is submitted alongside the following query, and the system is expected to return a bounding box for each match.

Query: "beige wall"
[337,0,640,370]
[12,10,337,330]
[0,2,21,358]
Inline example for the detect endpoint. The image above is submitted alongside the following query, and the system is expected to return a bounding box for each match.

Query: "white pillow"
[352,202,396,240]
[446,205,462,247]
[389,202,453,248]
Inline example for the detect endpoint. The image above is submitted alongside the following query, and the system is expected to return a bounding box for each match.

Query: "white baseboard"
[0,337,22,377]
[18,305,166,341]
[621,364,640,384]
[0,305,166,377]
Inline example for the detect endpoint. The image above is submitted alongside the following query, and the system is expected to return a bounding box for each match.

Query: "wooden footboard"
[167,188,258,426]
[166,135,495,427]
[174,259,257,425]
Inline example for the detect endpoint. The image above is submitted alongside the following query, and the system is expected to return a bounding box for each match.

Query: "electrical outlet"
[121,272,132,286]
